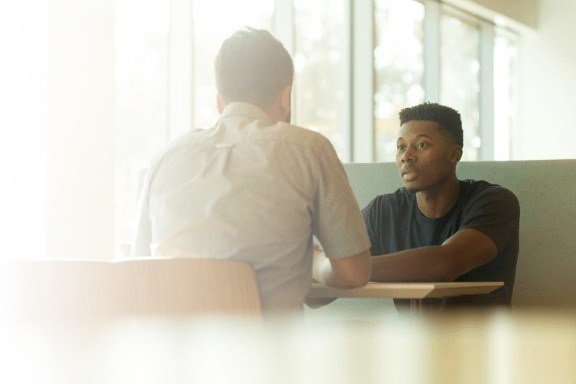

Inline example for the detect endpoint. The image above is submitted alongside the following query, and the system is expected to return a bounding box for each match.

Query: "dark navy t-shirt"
[362,179,520,307]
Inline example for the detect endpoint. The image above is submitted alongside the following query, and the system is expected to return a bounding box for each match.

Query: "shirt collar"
[219,102,273,124]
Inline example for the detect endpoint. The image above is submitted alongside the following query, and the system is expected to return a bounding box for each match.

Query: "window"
[191,0,273,130]
[115,0,519,253]
[115,0,273,254]
[0,0,521,260]
[115,0,170,254]
[293,0,349,160]
[440,9,482,161]
[493,29,518,161]
[371,1,518,162]
[0,1,48,259]
[374,0,425,162]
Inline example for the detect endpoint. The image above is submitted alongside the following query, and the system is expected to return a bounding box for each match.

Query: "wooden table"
[2,309,574,383]
[307,281,504,311]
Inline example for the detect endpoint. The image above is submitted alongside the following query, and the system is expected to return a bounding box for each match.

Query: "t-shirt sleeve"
[311,137,371,260]
[460,187,520,253]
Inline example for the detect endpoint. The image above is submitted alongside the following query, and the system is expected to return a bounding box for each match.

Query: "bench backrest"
[344,160,576,308]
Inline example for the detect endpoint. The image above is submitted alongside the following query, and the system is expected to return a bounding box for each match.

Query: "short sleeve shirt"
[131,102,371,313]
[362,180,520,307]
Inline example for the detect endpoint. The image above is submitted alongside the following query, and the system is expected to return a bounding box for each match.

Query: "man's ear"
[451,145,463,164]
[279,86,292,122]
[216,94,225,114]
[265,85,292,122]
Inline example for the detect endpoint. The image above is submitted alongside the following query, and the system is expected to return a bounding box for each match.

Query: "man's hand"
[306,244,337,308]
[312,245,371,289]
[304,296,336,308]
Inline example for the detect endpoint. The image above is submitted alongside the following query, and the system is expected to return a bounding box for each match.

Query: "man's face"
[395,120,461,193]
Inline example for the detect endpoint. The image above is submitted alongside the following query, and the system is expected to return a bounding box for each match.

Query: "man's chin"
[403,182,421,193]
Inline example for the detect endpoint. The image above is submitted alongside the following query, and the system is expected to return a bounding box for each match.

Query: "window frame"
[166,0,516,162]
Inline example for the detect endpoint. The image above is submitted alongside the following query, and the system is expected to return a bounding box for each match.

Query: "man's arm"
[310,136,372,288]
[313,248,372,288]
[370,228,497,282]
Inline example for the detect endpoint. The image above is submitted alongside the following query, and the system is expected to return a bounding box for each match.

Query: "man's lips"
[401,168,418,181]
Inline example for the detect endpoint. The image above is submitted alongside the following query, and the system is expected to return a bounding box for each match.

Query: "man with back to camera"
[363,102,520,310]
[131,27,371,314]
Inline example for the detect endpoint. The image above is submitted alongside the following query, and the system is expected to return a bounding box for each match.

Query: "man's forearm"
[371,228,499,282]
[312,249,371,288]
[370,246,458,282]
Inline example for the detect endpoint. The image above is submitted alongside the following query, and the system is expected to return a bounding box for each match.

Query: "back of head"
[399,102,463,147]
[215,27,294,110]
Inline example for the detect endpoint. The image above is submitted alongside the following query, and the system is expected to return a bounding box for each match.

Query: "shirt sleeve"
[311,136,371,260]
[461,186,520,253]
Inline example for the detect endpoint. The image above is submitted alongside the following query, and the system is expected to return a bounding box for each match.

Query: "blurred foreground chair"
[0,258,262,323]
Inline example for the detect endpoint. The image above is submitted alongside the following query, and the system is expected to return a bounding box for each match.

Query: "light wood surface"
[2,310,574,384]
[307,281,504,299]
[0,258,263,322]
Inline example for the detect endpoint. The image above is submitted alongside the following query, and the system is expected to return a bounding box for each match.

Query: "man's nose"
[400,148,415,163]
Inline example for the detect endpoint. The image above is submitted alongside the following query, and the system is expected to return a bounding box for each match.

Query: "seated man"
[363,102,519,309]
[131,27,371,315]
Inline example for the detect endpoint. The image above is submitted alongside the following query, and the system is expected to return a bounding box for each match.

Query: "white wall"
[447,0,539,28]
[468,0,539,28]
[46,0,115,259]
[457,0,576,160]
[514,0,576,160]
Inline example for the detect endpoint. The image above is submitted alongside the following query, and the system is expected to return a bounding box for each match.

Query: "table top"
[2,309,574,384]
[307,281,504,299]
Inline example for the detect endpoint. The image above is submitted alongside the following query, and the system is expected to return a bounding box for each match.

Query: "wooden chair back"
[0,258,263,323]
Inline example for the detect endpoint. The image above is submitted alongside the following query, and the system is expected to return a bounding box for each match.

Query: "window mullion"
[273,0,294,52]
[480,22,495,160]
[341,0,353,163]
[352,0,374,163]
[273,0,295,125]
[168,0,194,140]
[423,0,440,102]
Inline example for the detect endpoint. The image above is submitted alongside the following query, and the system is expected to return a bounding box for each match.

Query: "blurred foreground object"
[0,309,574,383]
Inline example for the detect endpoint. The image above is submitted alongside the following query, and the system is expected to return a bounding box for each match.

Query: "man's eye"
[417,142,429,149]
[397,145,406,151]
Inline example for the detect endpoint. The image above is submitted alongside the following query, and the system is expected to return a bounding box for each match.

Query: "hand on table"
[307,243,337,308]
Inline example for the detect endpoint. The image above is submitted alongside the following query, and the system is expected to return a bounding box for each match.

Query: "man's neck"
[415,177,461,219]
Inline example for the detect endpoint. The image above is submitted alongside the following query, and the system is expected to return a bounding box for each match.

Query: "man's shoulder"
[462,179,517,197]
[365,188,412,211]
[381,187,413,201]
[145,129,210,174]
[270,122,329,146]
[460,179,519,210]
[163,129,206,150]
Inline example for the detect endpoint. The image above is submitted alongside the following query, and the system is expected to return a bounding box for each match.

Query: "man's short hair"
[399,102,463,147]
[215,27,294,109]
